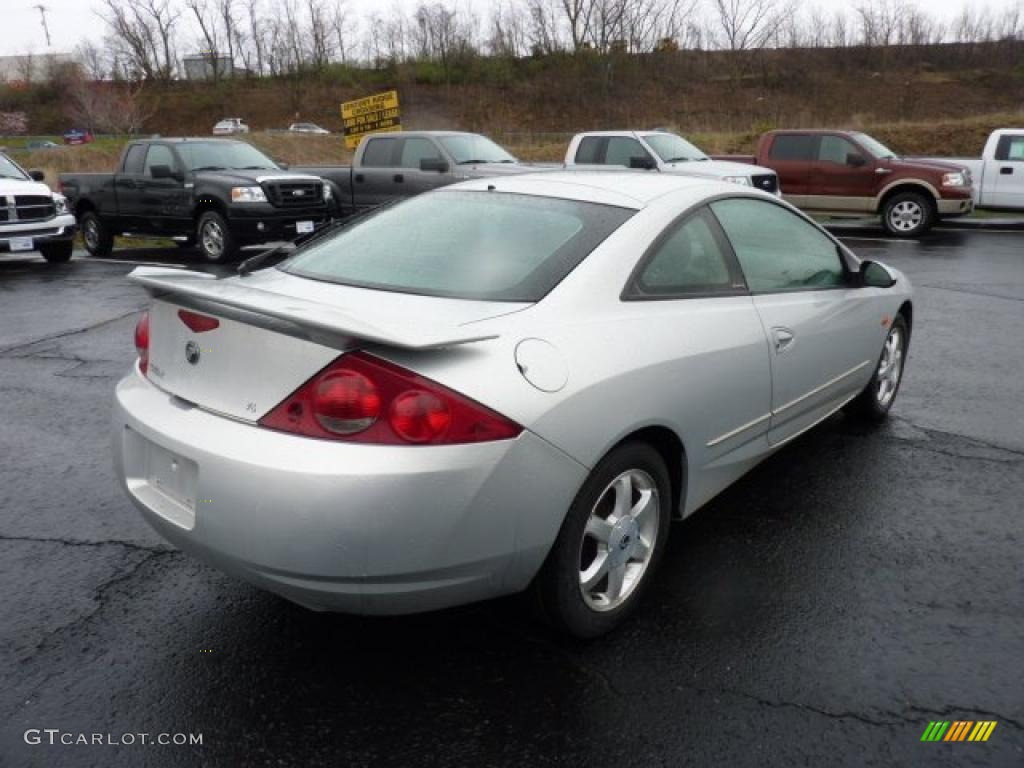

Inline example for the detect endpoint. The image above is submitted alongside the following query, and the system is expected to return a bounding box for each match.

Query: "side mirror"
[859,260,896,288]
[277,160,290,170]
[29,169,46,182]
[420,157,449,173]
[847,153,867,167]
[629,156,655,170]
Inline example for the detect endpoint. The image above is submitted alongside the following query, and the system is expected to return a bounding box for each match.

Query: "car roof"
[448,171,748,210]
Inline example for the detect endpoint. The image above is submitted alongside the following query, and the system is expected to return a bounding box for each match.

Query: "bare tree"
[712,0,791,50]
[186,0,225,81]
[99,0,178,82]
[75,40,109,80]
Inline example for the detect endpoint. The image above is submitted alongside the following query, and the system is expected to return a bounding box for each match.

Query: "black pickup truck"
[293,131,543,217]
[60,138,332,261]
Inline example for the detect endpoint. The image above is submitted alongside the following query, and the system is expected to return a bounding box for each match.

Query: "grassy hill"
[3,39,1023,180]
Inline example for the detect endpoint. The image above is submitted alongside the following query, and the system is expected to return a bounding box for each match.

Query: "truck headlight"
[53,194,69,215]
[231,186,268,203]
[941,172,967,187]
[322,184,332,201]
[723,176,752,186]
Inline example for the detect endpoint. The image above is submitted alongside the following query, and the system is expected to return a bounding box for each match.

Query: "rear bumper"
[228,205,331,243]
[112,369,587,614]
[0,216,76,252]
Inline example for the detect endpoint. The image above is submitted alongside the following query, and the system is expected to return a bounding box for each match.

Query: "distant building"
[0,53,75,84]
[182,54,234,80]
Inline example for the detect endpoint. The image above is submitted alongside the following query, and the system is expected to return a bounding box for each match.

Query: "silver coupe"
[113,172,912,637]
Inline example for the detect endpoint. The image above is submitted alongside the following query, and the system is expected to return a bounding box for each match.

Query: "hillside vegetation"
[4,40,1023,182]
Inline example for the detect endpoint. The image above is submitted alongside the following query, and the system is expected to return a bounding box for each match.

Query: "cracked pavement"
[1,234,1022,767]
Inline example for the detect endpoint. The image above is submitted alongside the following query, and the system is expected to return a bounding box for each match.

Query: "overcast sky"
[0,0,1019,58]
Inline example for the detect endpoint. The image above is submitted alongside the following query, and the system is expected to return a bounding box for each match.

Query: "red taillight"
[313,370,382,434]
[390,390,452,443]
[134,311,150,375]
[259,352,522,445]
[178,309,220,333]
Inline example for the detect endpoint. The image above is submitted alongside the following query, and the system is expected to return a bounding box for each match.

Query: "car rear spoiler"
[128,267,499,351]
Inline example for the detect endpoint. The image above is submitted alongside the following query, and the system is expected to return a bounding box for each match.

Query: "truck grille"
[751,174,779,194]
[263,181,324,208]
[3,195,56,223]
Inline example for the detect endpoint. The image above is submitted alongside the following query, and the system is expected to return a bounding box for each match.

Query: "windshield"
[176,141,277,171]
[0,154,28,180]
[644,133,708,162]
[282,190,634,302]
[439,135,517,164]
[853,133,897,159]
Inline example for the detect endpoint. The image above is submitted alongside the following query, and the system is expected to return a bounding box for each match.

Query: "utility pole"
[35,4,52,47]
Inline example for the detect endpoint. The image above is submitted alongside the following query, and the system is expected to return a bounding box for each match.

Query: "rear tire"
[196,211,237,262]
[845,314,909,422]
[39,241,73,263]
[881,192,934,237]
[80,211,114,257]
[532,441,672,639]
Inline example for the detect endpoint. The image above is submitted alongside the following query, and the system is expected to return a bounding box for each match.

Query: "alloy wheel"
[876,326,904,406]
[83,218,98,250]
[578,469,660,612]
[888,201,923,232]
[201,219,225,260]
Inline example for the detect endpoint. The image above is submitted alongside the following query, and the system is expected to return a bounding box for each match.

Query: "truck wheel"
[196,211,237,262]
[39,241,73,263]
[80,211,114,257]
[881,192,934,237]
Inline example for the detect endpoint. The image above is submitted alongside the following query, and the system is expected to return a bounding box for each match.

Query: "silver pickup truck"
[294,131,544,217]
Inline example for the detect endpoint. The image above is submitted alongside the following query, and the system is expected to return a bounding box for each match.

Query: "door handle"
[874,168,892,175]
[354,173,364,183]
[1000,167,1014,175]
[393,174,404,183]
[772,327,795,354]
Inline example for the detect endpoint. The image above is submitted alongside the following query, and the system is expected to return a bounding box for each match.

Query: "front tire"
[881,192,934,237]
[39,241,73,263]
[196,211,237,262]
[845,314,909,422]
[80,211,113,257]
[532,442,672,638]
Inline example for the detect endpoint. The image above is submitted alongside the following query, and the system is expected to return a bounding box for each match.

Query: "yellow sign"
[340,90,401,150]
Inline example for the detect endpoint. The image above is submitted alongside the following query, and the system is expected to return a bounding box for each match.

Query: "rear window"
[768,135,817,161]
[283,191,635,302]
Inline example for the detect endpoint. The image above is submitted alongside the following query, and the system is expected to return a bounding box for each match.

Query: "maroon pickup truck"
[718,130,974,236]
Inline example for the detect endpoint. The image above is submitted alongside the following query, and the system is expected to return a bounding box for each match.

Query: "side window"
[575,137,603,164]
[768,135,817,161]
[710,199,845,292]
[122,145,146,174]
[361,138,395,167]
[631,209,737,296]
[144,145,176,175]
[818,136,858,165]
[399,137,443,168]
[995,135,1024,161]
[605,137,651,167]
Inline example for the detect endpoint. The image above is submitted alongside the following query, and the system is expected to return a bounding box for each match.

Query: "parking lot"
[1,228,1021,767]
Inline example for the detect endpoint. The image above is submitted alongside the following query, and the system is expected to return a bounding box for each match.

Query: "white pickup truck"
[0,153,76,262]
[922,129,1024,211]
[564,130,781,195]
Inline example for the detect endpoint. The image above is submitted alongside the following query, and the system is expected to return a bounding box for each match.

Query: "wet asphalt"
[0,228,1021,768]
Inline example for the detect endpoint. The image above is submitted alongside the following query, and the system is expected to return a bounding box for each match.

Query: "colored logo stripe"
[921,720,997,742]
